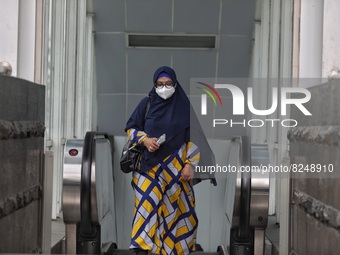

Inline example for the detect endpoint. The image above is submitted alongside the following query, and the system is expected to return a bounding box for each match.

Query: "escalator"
[63,132,117,254]
[61,132,271,255]
[225,136,270,255]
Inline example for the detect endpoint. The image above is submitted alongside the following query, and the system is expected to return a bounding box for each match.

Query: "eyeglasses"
[155,82,176,89]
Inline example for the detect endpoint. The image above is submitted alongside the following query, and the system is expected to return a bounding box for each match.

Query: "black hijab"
[125,66,216,185]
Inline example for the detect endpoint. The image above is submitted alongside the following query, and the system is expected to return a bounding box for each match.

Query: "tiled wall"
[93,0,255,136]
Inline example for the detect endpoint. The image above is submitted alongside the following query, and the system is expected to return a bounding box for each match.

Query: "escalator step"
[108,250,220,255]
[190,253,220,255]
[109,249,134,255]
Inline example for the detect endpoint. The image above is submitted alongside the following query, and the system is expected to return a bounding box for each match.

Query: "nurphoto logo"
[195,82,312,128]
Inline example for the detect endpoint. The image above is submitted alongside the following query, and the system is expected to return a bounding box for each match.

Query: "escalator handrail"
[79,131,109,237]
[231,136,252,242]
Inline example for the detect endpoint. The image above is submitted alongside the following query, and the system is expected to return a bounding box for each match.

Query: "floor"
[51,215,280,254]
[51,216,65,248]
[266,215,280,254]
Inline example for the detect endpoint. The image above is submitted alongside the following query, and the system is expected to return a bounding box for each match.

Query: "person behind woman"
[125,66,216,255]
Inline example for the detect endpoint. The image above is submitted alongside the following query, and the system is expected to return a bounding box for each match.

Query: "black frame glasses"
[155,82,176,89]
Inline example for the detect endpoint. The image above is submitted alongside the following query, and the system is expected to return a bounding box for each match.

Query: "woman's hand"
[144,137,160,153]
[181,164,194,181]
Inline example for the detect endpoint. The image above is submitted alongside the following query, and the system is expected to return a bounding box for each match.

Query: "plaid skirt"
[129,153,198,255]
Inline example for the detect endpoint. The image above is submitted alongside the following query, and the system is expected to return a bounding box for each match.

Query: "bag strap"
[143,97,150,127]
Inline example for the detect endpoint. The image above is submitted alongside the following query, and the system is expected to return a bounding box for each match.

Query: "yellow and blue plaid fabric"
[128,140,200,255]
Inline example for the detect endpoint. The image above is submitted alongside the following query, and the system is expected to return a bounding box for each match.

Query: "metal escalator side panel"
[249,179,270,228]
[227,136,251,231]
[225,139,240,226]
[249,145,270,228]
[90,134,113,223]
[90,137,111,223]
[63,139,84,224]
[92,137,118,245]
[221,140,239,252]
[228,140,270,229]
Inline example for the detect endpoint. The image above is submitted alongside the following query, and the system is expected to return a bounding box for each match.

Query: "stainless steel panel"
[42,151,53,253]
[65,224,77,254]
[254,229,265,255]
[249,145,270,228]
[63,139,83,224]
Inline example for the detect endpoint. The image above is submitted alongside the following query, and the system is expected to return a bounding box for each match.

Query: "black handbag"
[120,98,150,173]
[120,141,144,173]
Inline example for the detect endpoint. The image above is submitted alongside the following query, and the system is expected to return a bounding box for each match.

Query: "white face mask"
[156,86,175,100]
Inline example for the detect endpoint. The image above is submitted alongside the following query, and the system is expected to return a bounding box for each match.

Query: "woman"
[125,66,216,255]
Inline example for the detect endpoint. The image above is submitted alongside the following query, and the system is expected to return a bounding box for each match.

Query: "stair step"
[110,249,134,255]
[190,252,220,255]
[107,249,220,255]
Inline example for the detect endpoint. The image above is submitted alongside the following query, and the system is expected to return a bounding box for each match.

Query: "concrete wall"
[288,80,340,255]
[0,75,45,253]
